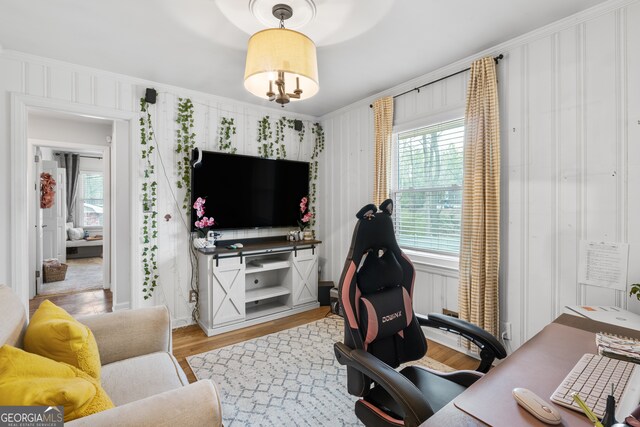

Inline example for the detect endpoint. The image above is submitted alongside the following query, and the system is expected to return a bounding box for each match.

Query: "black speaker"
[294,119,303,132]
[145,88,157,104]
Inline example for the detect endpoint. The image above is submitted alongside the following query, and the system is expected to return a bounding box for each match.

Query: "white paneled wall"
[0,51,319,326]
[319,0,640,351]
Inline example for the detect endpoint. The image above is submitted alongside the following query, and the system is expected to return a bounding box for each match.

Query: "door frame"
[11,93,139,314]
[30,139,111,297]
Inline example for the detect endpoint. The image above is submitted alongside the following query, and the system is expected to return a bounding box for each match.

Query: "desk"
[423,314,640,426]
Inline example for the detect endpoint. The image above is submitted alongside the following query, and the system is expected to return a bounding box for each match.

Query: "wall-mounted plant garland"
[257,116,273,158]
[309,122,325,227]
[175,98,195,211]
[257,116,307,160]
[273,117,288,159]
[218,117,237,154]
[140,98,159,300]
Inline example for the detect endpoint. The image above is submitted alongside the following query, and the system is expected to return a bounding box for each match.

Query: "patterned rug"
[187,316,454,426]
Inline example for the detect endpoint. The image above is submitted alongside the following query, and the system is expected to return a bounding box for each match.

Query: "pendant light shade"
[244,28,319,104]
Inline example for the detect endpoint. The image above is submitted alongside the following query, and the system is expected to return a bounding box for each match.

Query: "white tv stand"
[196,238,320,336]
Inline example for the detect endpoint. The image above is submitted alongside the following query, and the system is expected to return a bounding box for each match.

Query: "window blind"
[79,172,104,226]
[392,118,464,255]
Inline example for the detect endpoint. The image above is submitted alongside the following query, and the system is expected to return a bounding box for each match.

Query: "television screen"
[191,150,310,230]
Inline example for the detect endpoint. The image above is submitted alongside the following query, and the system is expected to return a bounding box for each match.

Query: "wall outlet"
[189,290,197,303]
[501,322,512,341]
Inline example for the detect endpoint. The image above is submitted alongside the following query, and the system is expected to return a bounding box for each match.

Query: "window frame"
[76,170,105,228]
[391,109,465,267]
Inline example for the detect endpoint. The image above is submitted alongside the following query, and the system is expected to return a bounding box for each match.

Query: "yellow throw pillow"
[24,300,101,380]
[0,345,114,422]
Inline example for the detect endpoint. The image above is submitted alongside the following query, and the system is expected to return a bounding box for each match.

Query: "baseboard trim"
[172,316,195,329]
[113,302,131,311]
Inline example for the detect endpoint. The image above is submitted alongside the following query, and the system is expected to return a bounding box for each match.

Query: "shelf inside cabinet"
[245,300,290,320]
[245,285,291,303]
[245,259,291,274]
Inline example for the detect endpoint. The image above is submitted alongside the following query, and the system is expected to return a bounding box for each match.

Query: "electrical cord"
[145,101,200,322]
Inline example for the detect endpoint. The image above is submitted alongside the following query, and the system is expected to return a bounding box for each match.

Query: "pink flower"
[302,212,313,223]
[194,220,203,228]
[196,208,204,218]
[301,197,308,204]
[193,197,206,211]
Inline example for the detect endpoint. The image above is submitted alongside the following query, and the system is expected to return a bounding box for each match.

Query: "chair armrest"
[334,342,433,426]
[78,306,171,365]
[66,380,222,427]
[416,313,507,373]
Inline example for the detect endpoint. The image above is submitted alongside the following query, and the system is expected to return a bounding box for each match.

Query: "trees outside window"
[393,118,464,255]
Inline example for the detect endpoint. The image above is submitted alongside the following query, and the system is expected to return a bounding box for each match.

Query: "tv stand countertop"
[197,236,321,256]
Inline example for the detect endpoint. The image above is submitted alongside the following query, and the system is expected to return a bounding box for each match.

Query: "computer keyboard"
[550,353,638,419]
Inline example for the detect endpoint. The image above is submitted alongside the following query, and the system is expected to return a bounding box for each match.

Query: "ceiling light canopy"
[244,4,319,106]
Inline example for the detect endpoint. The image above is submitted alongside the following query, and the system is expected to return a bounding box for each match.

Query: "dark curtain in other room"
[55,153,80,224]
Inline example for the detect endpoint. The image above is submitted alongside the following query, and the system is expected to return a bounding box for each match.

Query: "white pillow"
[68,227,84,241]
[65,222,74,240]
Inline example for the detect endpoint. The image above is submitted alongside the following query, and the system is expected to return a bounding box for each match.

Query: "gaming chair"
[334,200,506,427]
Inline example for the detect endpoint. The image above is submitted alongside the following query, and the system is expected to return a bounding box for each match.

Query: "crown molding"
[320,0,639,121]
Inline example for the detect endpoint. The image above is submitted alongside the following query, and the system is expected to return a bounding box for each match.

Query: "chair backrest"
[338,200,427,396]
[0,284,27,348]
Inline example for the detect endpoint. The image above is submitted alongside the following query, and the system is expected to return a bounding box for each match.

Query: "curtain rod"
[54,152,103,160]
[369,54,503,108]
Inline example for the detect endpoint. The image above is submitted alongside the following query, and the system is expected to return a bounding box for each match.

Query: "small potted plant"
[193,197,216,248]
[630,283,640,301]
[297,196,313,240]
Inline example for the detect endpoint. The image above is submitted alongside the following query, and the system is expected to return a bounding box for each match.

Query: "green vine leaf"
[309,122,325,228]
[175,98,196,211]
[140,98,159,301]
[218,117,237,154]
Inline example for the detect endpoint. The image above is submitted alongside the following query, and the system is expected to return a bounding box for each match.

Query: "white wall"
[28,115,112,146]
[1,50,319,325]
[319,0,640,350]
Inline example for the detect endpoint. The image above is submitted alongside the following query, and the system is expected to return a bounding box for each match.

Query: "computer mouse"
[512,388,562,425]
[235,243,244,248]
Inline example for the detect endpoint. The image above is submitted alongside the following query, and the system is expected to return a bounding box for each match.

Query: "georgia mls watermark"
[0,406,63,427]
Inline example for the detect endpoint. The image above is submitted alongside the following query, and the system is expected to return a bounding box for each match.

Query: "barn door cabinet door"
[291,249,318,306]
[208,256,246,326]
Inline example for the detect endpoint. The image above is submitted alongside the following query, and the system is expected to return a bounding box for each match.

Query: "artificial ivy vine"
[257,116,273,158]
[218,117,237,154]
[140,98,159,300]
[273,118,288,159]
[257,116,306,160]
[175,98,195,211]
[309,122,325,227]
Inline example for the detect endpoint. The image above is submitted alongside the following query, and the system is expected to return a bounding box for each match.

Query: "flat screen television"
[191,150,310,230]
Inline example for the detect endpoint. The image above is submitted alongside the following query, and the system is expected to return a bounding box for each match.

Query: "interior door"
[56,169,67,263]
[34,154,43,295]
[41,161,66,263]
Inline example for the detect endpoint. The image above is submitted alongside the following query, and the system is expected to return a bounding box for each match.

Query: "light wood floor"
[29,289,113,318]
[173,307,479,383]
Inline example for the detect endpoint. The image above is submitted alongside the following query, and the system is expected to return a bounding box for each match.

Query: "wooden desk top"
[423,314,640,426]
[197,237,321,256]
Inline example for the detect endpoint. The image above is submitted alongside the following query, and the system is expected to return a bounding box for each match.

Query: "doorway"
[28,110,113,316]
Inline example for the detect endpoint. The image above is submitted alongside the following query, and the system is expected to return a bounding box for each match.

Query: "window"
[392,118,464,255]
[77,171,104,226]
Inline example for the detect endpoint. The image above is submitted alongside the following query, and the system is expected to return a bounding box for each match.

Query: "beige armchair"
[0,285,222,426]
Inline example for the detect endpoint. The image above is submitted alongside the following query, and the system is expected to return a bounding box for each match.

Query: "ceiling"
[0,0,608,116]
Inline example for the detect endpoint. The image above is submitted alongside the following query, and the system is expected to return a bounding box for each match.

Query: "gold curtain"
[373,97,394,206]
[458,57,501,339]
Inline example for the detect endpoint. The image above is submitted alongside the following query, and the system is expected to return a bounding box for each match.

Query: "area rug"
[187,315,454,426]
[40,257,103,295]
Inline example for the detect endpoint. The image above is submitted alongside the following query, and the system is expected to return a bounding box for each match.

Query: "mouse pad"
[454,323,597,426]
